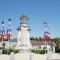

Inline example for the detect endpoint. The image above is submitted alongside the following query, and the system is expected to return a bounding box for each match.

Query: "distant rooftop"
[9,39,56,46]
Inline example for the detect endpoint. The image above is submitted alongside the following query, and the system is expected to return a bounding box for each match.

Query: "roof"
[1,39,56,46]
[30,40,51,45]
[0,38,8,41]
[9,38,17,42]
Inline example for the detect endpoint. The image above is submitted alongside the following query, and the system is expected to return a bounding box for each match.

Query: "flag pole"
[7,18,12,54]
[44,22,49,54]
[45,38,47,53]
[7,36,10,54]
[44,22,47,54]
[1,20,5,54]
[1,20,4,45]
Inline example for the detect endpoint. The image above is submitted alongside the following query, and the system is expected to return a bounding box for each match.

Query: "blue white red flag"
[6,18,12,40]
[44,31,50,35]
[6,29,12,37]
[44,31,50,41]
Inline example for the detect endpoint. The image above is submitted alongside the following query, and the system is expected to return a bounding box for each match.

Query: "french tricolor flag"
[44,31,50,41]
[6,29,12,40]
[6,29,12,36]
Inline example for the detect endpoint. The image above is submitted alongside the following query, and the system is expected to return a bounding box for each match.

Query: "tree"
[51,37,60,43]
[35,37,39,40]
[30,37,35,40]
[39,37,42,41]
[51,37,60,48]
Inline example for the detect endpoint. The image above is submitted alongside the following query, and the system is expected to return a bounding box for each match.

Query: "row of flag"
[0,19,12,40]
[44,22,51,41]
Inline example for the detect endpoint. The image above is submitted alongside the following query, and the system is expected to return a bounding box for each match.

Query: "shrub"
[12,49,19,54]
[31,50,47,54]
[2,48,19,54]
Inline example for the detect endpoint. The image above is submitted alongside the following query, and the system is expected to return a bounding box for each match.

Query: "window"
[38,46,41,49]
[43,46,47,49]
[43,47,45,49]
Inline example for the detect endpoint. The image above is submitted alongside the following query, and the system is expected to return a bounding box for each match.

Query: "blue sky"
[0,0,60,38]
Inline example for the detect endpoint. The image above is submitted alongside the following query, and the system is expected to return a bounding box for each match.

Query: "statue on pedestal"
[15,14,32,53]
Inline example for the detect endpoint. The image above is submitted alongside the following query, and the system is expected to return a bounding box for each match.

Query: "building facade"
[8,39,55,52]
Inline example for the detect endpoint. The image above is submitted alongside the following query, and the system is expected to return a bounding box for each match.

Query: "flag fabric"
[6,29,12,37]
[0,29,6,39]
[1,20,6,39]
[44,31,50,41]
[7,19,12,37]
[6,28,12,40]
[1,20,5,34]
[1,29,5,34]
[8,19,11,26]
[0,19,12,40]
[6,19,12,39]
[0,30,2,39]
[44,23,49,28]
[2,21,4,24]
[8,18,11,21]
[44,21,46,24]
[44,22,49,28]
[44,21,50,41]
[2,20,4,28]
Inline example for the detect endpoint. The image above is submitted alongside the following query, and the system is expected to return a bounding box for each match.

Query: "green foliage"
[51,37,60,43]
[30,37,35,40]
[2,48,19,54]
[30,37,43,41]
[2,49,8,54]
[35,37,39,40]
[39,37,43,41]
[31,50,47,54]
[30,37,60,42]
[13,49,19,54]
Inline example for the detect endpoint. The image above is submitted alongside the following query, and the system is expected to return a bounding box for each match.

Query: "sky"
[0,0,60,38]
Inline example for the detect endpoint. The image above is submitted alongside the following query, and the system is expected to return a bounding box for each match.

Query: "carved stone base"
[15,45,32,53]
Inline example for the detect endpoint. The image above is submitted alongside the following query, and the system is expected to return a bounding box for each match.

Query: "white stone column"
[21,24,28,46]
[17,28,21,46]
[27,28,30,45]
[27,28,32,49]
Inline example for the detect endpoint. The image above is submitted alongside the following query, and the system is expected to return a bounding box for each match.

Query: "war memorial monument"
[15,14,32,52]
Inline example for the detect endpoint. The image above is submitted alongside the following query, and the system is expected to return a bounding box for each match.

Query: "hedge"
[31,50,47,54]
[2,48,19,54]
